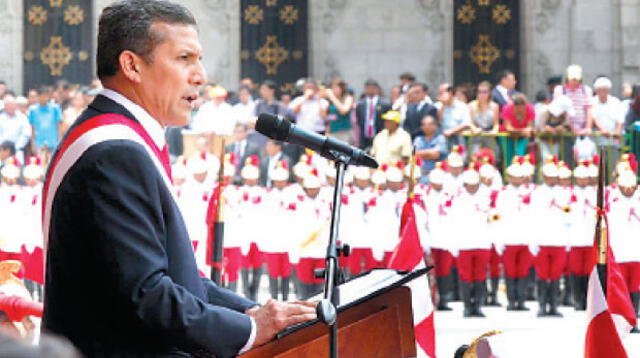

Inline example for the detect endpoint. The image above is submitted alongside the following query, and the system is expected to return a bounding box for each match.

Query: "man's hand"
[246,299,318,347]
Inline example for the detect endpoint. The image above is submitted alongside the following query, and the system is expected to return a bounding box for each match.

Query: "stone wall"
[3,0,639,97]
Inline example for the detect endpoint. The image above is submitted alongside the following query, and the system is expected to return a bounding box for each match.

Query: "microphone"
[256,113,379,169]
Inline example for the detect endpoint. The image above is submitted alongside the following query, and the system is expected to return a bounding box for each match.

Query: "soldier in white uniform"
[262,160,293,300]
[379,163,406,266]
[348,167,377,276]
[570,160,597,311]
[555,162,576,307]
[236,155,265,301]
[0,159,23,262]
[218,154,243,292]
[443,145,465,196]
[448,168,492,317]
[608,166,640,331]
[19,157,45,300]
[494,160,534,311]
[530,158,567,316]
[425,163,456,310]
[180,156,212,277]
[478,161,503,306]
[294,171,331,298]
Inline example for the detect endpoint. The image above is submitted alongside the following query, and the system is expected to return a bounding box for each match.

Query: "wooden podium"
[240,269,429,358]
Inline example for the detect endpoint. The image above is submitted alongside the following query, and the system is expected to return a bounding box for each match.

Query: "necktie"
[366,99,374,137]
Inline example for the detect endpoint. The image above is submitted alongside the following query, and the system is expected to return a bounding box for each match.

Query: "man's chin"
[163,114,190,128]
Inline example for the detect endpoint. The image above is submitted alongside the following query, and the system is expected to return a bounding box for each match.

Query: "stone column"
[0,0,23,93]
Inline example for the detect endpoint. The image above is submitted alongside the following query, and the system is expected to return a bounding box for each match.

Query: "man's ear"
[118,50,143,84]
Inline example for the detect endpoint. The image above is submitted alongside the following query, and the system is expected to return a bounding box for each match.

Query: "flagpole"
[407,148,416,200]
[595,148,607,294]
[210,138,226,284]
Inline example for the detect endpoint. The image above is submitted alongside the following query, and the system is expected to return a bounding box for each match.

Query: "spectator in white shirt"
[0,94,31,162]
[590,76,625,171]
[437,84,471,148]
[289,79,328,134]
[191,85,235,136]
[232,86,255,126]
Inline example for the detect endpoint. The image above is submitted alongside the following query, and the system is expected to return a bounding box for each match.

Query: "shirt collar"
[100,88,166,149]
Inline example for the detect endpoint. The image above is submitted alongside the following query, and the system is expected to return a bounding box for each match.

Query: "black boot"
[573,275,587,311]
[249,267,263,301]
[526,268,537,301]
[516,278,529,311]
[485,276,501,307]
[472,281,487,317]
[281,277,290,301]
[241,269,250,297]
[436,277,452,311]
[451,268,461,301]
[548,280,563,317]
[563,274,574,307]
[506,278,517,311]
[269,277,279,299]
[537,280,549,317]
[580,276,589,310]
[631,293,639,333]
[461,281,473,317]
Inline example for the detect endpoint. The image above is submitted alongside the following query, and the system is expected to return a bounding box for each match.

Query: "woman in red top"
[501,94,535,165]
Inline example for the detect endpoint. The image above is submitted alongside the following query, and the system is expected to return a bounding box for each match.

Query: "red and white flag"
[388,197,436,358]
[584,229,636,358]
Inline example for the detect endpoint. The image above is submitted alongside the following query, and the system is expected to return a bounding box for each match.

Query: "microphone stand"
[316,152,350,358]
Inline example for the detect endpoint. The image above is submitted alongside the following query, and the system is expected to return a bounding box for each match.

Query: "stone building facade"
[2,0,639,97]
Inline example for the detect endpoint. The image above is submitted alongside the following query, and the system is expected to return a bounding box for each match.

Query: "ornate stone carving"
[535,52,553,86]
[535,0,561,34]
[324,55,341,80]
[203,0,226,10]
[415,0,444,33]
[320,0,348,34]
[427,55,444,87]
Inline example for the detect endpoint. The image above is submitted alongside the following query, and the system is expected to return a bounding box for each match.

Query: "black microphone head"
[256,113,291,141]
[360,155,379,169]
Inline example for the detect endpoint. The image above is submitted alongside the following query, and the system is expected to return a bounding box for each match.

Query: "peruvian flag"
[205,184,222,267]
[584,232,636,357]
[388,196,436,358]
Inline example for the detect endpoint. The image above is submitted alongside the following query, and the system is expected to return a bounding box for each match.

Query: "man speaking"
[41,1,316,357]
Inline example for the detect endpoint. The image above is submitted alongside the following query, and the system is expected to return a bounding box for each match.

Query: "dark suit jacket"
[225,140,261,184]
[259,152,293,186]
[43,95,256,358]
[403,101,438,139]
[491,88,518,108]
[355,97,391,149]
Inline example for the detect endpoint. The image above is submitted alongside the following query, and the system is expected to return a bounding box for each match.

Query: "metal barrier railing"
[460,131,632,184]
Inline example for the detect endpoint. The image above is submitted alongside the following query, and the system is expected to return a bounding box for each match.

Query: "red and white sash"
[42,114,176,257]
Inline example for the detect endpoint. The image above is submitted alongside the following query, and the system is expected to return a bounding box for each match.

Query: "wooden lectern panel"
[240,285,416,358]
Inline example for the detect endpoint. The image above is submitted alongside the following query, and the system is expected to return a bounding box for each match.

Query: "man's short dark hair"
[0,141,16,155]
[399,72,416,82]
[238,85,252,94]
[36,86,50,95]
[411,82,429,93]
[421,114,438,127]
[262,79,277,91]
[364,79,379,87]
[97,0,197,80]
[496,69,514,83]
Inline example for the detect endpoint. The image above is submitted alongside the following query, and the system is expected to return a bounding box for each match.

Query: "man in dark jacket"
[402,83,437,139]
[355,79,391,150]
[41,2,316,357]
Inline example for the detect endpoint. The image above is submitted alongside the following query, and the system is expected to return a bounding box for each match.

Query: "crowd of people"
[0,63,639,338]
